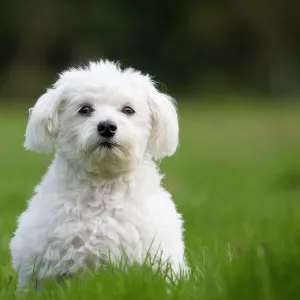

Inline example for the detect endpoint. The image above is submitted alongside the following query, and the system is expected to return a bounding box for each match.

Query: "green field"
[1,101,300,299]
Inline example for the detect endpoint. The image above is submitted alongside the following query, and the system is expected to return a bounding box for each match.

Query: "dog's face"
[25,61,178,176]
[56,73,154,174]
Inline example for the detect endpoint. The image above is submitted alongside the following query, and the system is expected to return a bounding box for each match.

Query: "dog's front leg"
[17,266,42,291]
[35,277,42,291]
[17,268,31,290]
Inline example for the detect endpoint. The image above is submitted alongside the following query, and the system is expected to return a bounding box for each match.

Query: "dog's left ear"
[148,89,179,159]
[24,87,63,153]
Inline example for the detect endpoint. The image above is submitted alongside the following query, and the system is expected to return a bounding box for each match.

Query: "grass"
[1,100,300,299]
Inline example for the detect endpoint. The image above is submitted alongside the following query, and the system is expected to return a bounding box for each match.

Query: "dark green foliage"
[1,1,300,96]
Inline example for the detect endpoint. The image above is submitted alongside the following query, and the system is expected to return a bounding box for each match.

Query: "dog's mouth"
[98,140,119,150]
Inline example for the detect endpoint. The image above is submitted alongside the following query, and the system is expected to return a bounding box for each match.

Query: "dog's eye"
[122,106,135,116]
[78,105,94,116]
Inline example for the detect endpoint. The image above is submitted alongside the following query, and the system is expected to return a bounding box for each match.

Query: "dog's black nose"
[97,120,117,138]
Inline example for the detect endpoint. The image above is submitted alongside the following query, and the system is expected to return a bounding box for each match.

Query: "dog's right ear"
[24,88,63,153]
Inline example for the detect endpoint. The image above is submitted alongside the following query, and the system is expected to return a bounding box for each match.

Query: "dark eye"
[122,106,135,116]
[78,105,94,116]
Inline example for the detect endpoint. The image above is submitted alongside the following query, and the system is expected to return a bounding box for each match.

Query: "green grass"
[1,100,300,299]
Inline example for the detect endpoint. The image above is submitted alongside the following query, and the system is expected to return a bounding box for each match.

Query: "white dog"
[10,60,187,288]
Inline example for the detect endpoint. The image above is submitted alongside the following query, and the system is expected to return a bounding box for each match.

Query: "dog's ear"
[24,87,63,153]
[148,89,179,159]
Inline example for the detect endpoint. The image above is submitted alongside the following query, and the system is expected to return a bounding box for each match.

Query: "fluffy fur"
[10,60,187,288]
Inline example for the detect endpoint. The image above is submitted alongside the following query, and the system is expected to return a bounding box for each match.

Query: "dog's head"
[25,60,178,175]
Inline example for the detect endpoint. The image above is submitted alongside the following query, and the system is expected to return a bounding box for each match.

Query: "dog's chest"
[51,183,155,259]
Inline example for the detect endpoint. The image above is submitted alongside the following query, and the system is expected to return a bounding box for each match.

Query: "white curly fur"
[10,60,187,288]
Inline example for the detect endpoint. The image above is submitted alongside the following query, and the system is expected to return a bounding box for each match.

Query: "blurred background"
[1,0,300,99]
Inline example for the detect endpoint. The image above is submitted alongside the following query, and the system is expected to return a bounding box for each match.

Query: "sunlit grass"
[1,100,300,299]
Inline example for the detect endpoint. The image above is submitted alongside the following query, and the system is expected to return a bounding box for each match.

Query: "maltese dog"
[10,60,188,288]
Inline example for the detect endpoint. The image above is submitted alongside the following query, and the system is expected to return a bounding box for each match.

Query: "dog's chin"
[84,140,137,176]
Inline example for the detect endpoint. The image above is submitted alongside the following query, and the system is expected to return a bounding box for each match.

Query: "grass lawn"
[1,100,300,299]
